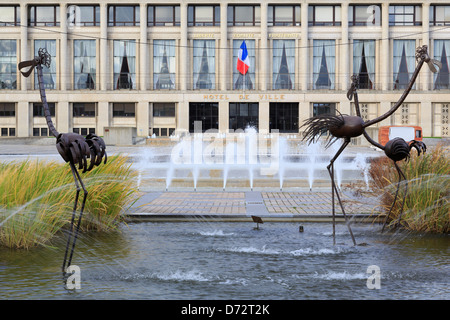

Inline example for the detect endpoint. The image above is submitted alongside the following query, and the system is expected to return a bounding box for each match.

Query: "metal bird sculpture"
[18,48,107,274]
[301,45,439,244]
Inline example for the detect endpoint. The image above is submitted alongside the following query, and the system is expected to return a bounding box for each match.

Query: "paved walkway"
[126,190,382,222]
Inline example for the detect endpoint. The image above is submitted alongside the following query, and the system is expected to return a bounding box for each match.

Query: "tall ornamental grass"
[0,155,137,249]
[369,144,449,233]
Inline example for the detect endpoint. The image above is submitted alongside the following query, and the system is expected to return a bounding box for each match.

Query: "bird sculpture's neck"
[362,58,425,128]
[36,64,59,138]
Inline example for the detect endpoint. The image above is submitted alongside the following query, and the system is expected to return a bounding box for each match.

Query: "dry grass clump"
[0,155,137,249]
[369,144,449,233]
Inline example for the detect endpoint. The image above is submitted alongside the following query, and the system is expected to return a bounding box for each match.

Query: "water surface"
[0,222,448,300]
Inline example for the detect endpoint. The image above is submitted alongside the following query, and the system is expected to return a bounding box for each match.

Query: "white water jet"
[132,129,375,191]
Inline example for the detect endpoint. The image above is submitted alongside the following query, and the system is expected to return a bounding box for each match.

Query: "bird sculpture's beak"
[427,59,442,73]
[18,59,38,78]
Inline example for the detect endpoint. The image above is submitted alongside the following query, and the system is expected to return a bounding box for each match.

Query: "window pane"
[0,6,19,26]
[116,7,134,23]
[114,40,136,89]
[0,40,17,89]
[154,40,176,89]
[74,40,96,89]
[37,6,54,22]
[153,103,175,117]
[313,40,336,89]
[34,40,56,89]
[155,6,173,25]
[273,40,295,89]
[316,7,333,22]
[233,40,255,90]
[235,7,253,24]
[196,6,213,23]
[193,40,215,89]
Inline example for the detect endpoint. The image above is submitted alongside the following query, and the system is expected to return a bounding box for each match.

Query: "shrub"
[0,155,137,249]
[369,144,449,233]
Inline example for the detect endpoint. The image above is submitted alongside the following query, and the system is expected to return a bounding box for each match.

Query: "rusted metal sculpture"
[302,45,440,244]
[19,48,107,273]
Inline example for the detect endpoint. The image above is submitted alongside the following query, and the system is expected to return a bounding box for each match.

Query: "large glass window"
[188,5,220,26]
[313,40,335,90]
[229,103,259,131]
[67,5,99,27]
[273,40,295,90]
[0,6,20,26]
[108,5,140,26]
[353,40,375,89]
[113,103,135,117]
[0,40,17,90]
[154,40,176,90]
[114,40,136,90]
[268,5,300,26]
[389,5,421,26]
[430,6,450,26]
[393,40,416,90]
[0,103,15,117]
[228,5,260,26]
[33,102,55,117]
[269,103,298,133]
[34,40,56,89]
[74,40,96,90]
[434,40,450,90]
[308,5,341,26]
[153,103,176,117]
[313,103,336,117]
[233,40,255,90]
[73,103,95,117]
[148,5,180,26]
[193,40,215,90]
[189,102,219,132]
[349,5,381,26]
[28,5,60,26]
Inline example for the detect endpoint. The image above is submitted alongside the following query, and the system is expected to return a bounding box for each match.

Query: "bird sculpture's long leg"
[381,161,402,232]
[62,162,81,273]
[326,139,357,246]
[66,166,88,270]
[394,163,408,229]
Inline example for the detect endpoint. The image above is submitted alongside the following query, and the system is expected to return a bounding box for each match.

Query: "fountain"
[134,127,375,192]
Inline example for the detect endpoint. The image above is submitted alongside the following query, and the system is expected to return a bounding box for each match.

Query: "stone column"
[340,2,349,91]
[220,3,228,91]
[57,101,70,134]
[60,3,67,91]
[100,3,108,91]
[177,101,189,132]
[259,101,270,133]
[140,4,148,91]
[16,101,29,137]
[219,100,229,133]
[136,101,149,137]
[300,3,309,91]
[20,3,28,91]
[421,2,430,91]
[180,3,188,91]
[420,101,432,137]
[381,3,390,91]
[260,2,268,91]
[97,101,109,136]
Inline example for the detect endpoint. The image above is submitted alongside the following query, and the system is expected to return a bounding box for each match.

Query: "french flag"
[237,41,250,75]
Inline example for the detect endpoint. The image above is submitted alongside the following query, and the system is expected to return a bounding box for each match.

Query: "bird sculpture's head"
[36,48,51,68]
[416,45,430,63]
